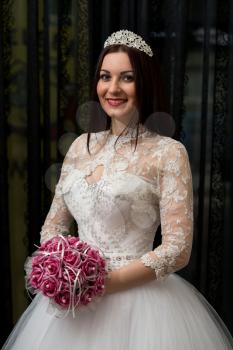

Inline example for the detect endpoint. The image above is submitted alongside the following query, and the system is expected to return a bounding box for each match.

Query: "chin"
[107,108,137,119]
[108,112,132,121]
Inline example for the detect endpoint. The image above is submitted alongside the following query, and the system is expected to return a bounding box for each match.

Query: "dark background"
[1,0,233,345]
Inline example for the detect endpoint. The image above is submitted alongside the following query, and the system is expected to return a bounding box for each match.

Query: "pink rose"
[86,249,106,269]
[44,256,61,276]
[40,276,59,297]
[81,261,98,278]
[40,237,58,251]
[54,291,71,307]
[40,236,67,253]
[72,240,89,251]
[93,276,105,295]
[63,250,81,267]
[80,289,93,305]
[29,266,44,288]
[67,236,80,246]
[49,240,65,253]
[39,240,51,251]
[86,248,100,260]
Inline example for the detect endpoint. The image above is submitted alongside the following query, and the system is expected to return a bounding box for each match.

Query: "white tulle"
[3,274,233,350]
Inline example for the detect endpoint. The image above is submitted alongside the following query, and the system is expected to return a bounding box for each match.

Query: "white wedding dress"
[3,125,233,349]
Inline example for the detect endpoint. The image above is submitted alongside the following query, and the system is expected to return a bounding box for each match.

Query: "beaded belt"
[104,252,139,269]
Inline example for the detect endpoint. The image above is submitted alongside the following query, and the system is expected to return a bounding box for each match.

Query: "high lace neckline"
[93,123,155,150]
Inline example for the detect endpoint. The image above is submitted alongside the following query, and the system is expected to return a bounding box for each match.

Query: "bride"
[2,30,233,349]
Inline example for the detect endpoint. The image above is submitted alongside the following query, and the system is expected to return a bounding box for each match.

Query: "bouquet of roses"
[25,235,108,316]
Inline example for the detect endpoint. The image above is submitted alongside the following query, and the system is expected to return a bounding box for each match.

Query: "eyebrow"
[100,69,134,74]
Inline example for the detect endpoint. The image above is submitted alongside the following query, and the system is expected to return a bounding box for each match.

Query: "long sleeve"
[140,141,193,281]
[40,138,80,243]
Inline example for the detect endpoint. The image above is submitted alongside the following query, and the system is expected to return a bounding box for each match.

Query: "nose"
[108,77,121,94]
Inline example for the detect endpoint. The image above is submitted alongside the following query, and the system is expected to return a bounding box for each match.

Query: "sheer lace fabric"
[40,125,193,281]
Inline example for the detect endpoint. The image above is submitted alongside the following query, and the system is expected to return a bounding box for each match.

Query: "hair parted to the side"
[86,44,169,154]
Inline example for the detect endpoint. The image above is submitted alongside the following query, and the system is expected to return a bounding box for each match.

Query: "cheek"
[128,86,137,104]
[126,83,136,101]
[97,81,105,100]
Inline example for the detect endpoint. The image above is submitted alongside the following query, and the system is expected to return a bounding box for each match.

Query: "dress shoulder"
[65,133,88,158]
[150,134,190,164]
[153,134,187,150]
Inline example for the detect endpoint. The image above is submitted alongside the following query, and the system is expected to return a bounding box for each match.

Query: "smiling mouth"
[106,98,127,107]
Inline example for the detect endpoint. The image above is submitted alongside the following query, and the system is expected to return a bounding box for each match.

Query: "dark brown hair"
[86,44,168,153]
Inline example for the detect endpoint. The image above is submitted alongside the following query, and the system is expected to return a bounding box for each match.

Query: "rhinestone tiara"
[104,30,153,57]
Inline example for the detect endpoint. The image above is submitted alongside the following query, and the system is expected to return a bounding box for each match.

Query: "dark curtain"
[0,0,233,345]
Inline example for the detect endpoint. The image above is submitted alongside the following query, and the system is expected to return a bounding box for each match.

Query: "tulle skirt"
[2,273,233,350]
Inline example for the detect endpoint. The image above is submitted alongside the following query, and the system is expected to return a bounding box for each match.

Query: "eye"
[99,73,111,81]
[122,74,134,82]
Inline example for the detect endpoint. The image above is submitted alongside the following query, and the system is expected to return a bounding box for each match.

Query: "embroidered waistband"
[103,252,139,262]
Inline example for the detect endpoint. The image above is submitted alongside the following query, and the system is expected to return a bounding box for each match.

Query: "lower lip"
[107,99,127,107]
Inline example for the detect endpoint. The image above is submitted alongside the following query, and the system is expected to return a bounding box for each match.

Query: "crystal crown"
[104,30,153,57]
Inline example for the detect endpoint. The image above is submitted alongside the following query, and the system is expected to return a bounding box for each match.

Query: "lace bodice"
[40,125,193,280]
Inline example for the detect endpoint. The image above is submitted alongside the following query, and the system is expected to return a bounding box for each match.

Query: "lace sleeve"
[140,141,193,281]
[40,136,82,243]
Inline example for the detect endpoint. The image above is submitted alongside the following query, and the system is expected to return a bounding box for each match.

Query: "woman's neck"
[110,119,140,136]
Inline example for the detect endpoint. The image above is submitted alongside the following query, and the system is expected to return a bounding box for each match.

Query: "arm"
[40,138,80,243]
[105,142,193,294]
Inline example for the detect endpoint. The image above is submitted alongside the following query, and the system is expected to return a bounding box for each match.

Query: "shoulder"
[143,132,188,154]
[65,133,88,158]
[148,135,191,174]
[153,135,189,158]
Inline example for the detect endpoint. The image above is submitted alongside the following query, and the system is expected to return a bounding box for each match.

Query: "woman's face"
[97,52,137,123]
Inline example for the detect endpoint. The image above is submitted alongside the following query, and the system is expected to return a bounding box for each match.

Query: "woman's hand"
[104,258,157,295]
[104,270,122,295]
